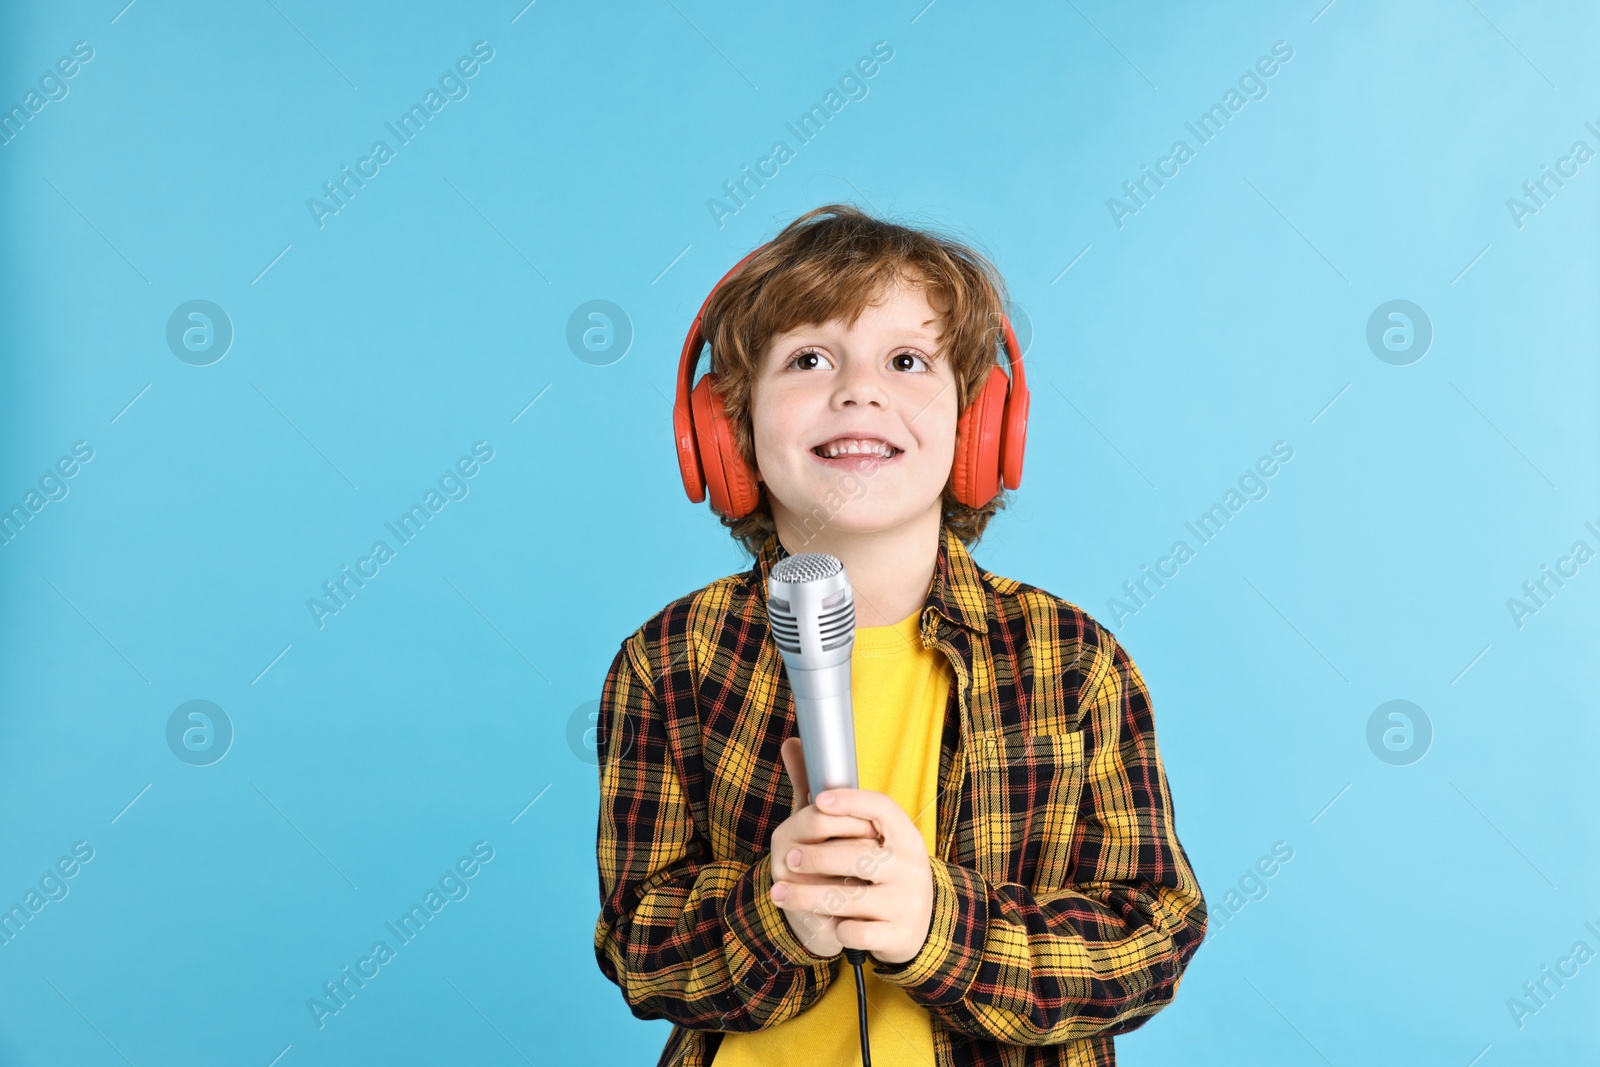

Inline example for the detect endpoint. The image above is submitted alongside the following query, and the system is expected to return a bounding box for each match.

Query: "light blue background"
[1,1,1596,1064]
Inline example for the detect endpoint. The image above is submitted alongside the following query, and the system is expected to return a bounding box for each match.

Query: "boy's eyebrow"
[768,315,944,353]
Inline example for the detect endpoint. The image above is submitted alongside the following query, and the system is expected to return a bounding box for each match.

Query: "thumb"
[780,736,809,813]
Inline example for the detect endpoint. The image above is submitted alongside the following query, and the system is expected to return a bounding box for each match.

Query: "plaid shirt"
[593,525,1207,1066]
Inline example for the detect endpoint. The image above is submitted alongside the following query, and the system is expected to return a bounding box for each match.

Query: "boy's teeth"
[818,439,896,458]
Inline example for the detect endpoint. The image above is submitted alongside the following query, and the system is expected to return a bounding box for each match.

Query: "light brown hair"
[701,203,1015,560]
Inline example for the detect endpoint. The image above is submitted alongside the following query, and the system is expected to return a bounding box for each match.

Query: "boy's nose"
[833,360,887,407]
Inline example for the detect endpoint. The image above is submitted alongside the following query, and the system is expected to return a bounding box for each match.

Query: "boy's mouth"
[809,436,903,469]
[810,436,901,459]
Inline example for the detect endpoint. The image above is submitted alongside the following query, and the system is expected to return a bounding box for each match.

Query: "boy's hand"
[770,740,935,967]
[768,737,879,959]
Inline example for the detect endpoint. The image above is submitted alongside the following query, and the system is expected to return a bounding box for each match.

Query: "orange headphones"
[674,245,1030,519]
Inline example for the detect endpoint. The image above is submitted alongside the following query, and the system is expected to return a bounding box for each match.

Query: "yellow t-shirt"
[715,607,950,1067]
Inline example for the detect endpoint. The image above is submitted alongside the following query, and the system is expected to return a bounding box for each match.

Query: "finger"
[832,918,889,955]
[812,788,905,842]
[786,808,880,845]
[786,837,895,882]
[786,908,840,954]
[780,736,809,813]
[773,879,884,921]
[778,870,864,887]
[771,812,877,883]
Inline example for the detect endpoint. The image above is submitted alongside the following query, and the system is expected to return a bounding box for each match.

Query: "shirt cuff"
[725,854,839,984]
[868,857,987,1004]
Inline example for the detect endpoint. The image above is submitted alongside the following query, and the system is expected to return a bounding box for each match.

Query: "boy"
[594,204,1207,1066]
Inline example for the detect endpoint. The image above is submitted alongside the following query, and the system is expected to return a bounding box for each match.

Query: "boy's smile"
[750,278,959,543]
[808,435,902,471]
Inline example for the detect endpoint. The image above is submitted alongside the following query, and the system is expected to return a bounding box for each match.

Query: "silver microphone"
[767,552,859,798]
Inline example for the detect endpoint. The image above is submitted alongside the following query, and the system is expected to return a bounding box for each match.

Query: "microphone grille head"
[770,553,842,585]
[767,552,854,658]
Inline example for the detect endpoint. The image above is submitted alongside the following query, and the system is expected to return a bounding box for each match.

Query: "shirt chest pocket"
[967,729,1087,890]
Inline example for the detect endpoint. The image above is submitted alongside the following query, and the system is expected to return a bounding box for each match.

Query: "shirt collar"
[752,525,990,636]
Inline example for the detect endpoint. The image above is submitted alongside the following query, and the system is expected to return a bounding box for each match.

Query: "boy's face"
[749,279,959,543]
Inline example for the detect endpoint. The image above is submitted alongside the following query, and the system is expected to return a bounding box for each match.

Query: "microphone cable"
[844,947,872,1066]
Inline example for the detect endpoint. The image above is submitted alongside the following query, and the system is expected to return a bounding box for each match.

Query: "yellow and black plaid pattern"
[594,526,1208,1066]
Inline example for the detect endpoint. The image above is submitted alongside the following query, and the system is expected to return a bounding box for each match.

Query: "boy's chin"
[771,496,938,540]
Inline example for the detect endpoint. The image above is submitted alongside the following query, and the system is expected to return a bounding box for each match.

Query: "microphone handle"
[787,662,859,797]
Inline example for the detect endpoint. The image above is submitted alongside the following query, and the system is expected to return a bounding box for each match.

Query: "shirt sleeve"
[870,629,1208,1045]
[593,634,843,1031]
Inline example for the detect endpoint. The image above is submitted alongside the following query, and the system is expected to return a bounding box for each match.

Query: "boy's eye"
[784,348,932,372]
[892,351,931,373]
[787,348,834,371]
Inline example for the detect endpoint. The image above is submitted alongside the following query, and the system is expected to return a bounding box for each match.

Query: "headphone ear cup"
[951,367,1009,508]
[1000,381,1029,491]
[690,373,762,519]
[951,402,978,506]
